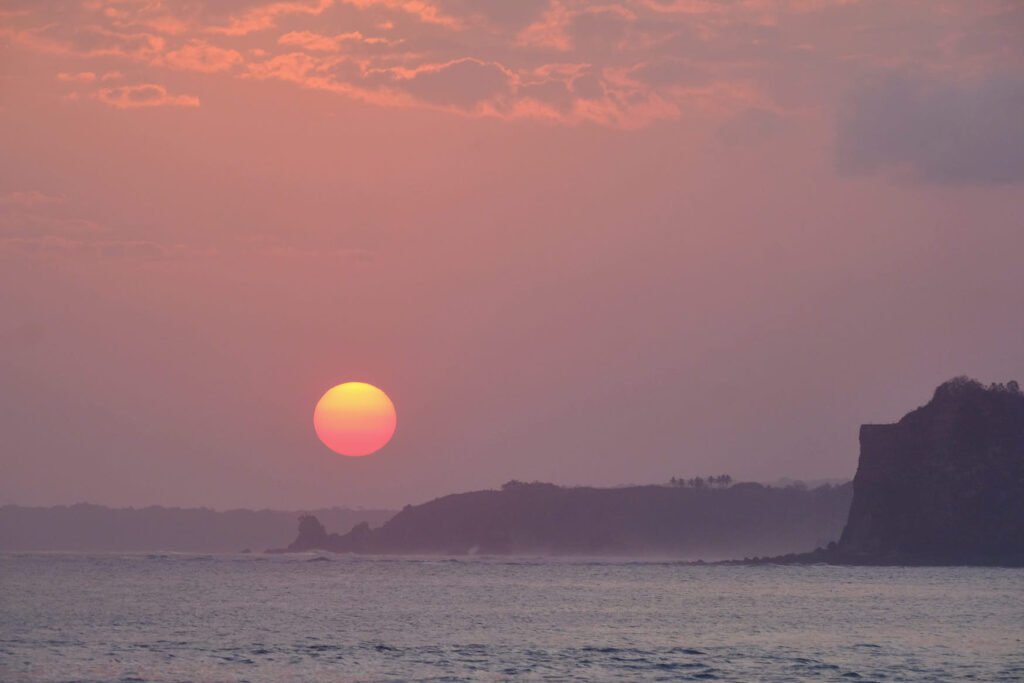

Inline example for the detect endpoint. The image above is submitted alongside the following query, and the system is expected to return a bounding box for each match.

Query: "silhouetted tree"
[990,380,1021,395]
[672,475,732,489]
[934,376,984,401]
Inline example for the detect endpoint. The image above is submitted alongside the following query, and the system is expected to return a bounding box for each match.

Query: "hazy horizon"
[1,475,851,512]
[3,0,1023,510]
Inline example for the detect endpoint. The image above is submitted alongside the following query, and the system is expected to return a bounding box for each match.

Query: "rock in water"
[288,514,329,551]
[839,377,1024,566]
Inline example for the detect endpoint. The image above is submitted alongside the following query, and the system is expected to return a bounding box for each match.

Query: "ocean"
[1,553,1022,682]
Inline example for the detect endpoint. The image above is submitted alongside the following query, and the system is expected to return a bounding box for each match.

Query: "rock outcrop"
[284,514,330,551]
[837,377,1024,565]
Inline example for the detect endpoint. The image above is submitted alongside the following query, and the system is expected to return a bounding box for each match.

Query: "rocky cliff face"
[838,377,1024,565]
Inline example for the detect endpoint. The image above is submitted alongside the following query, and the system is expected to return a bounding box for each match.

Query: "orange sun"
[313,382,396,457]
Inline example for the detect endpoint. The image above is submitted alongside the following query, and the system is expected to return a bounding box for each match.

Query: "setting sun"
[313,382,396,457]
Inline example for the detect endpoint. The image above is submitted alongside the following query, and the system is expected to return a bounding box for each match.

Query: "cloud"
[0,214,103,238]
[246,52,331,83]
[208,0,335,36]
[0,190,217,262]
[516,2,573,51]
[0,189,105,240]
[518,3,638,54]
[567,5,636,54]
[339,0,462,28]
[95,84,201,109]
[517,78,573,112]
[837,73,1024,185]
[434,0,550,30]
[73,27,168,60]
[245,236,376,261]
[114,13,191,36]
[0,188,194,260]
[0,236,190,260]
[4,0,1021,130]
[0,23,167,61]
[163,40,244,72]
[0,191,67,207]
[277,30,394,52]
[280,30,358,51]
[626,59,709,87]
[397,58,512,107]
[56,71,97,83]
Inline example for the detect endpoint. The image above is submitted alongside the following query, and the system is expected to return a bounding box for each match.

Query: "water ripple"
[1,553,1021,682]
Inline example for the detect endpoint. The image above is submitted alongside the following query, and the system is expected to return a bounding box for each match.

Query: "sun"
[313,382,397,457]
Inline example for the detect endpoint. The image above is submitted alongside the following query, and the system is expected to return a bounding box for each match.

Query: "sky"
[1,0,1023,510]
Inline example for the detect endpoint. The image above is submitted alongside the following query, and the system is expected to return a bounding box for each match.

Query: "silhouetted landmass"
[278,377,1024,565]
[744,377,1024,567]
[0,504,394,553]
[272,481,852,559]
[839,377,1024,565]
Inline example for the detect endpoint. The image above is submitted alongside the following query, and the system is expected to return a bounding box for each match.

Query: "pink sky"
[2,0,1023,509]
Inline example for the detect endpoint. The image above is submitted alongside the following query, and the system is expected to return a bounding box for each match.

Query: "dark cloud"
[568,7,633,55]
[95,83,200,108]
[837,74,1024,185]
[400,59,511,107]
[435,0,550,31]
[570,71,605,100]
[627,58,710,87]
[518,79,573,111]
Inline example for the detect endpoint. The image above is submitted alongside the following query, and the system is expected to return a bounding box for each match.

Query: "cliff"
[836,377,1024,565]
[272,481,852,559]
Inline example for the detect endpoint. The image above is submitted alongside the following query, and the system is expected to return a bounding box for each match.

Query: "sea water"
[1,553,1022,682]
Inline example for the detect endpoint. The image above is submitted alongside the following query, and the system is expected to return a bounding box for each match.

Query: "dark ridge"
[271,480,852,559]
